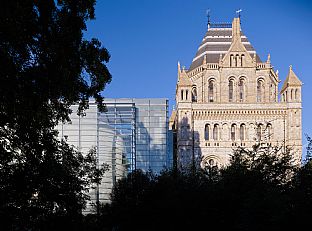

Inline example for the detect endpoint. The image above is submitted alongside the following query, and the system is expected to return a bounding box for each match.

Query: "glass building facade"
[133,99,170,173]
[56,98,170,210]
[103,98,171,173]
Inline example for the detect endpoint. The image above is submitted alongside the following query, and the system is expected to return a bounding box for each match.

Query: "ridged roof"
[188,24,261,71]
[281,65,302,93]
[177,69,192,86]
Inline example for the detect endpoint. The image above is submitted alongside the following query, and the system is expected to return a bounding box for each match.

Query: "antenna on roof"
[236,9,243,19]
[206,9,211,29]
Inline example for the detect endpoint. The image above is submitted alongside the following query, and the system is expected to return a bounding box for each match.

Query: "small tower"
[175,62,194,170]
[280,65,302,164]
[176,62,192,103]
[280,65,302,103]
[171,15,303,171]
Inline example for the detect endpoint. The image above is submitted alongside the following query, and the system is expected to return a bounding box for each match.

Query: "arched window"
[208,159,215,166]
[192,86,197,102]
[267,123,272,140]
[229,79,234,102]
[231,124,236,141]
[257,79,264,102]
[203,158,217,168]
[185,90,189,100]
[295,89,298,101]
[239,78,245,102]
[235,54,239,67]
[241,54,245,67]
[230,54,234,67]
[181,90,184,100]
[208,80,214,102]
[213,124,219,140]
[291,89,293,101]
[205,124,210,140]
[240,124,245,140]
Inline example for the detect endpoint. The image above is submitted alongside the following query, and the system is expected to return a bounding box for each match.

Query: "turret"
[176,62,192,103]
[280,65,302,103]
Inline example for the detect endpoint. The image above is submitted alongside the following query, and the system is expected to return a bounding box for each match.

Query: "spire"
[232,17,241,42]
[276,69,279,77]
[266,53,271,64]
[252,52,256,65]
[281,65,302,93]
[220,17,254,67]
[188,16,260,71]
[177,62,191,86]
[219,53,223,65]
[265,53,271,68]
[206,9,211,29]
[236,9,242,19]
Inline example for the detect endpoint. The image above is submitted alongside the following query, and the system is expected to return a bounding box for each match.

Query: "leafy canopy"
[0,0,111,229]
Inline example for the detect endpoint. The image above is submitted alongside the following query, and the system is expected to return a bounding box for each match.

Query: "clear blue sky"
[84,0,312,155]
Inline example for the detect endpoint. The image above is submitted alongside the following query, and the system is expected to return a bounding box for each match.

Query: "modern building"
[56,98,170,210]
[130,98,171,173]
[170,17,302,170]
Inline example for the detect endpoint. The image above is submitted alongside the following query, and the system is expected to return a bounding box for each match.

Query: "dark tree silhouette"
[98,144,304,231]
[289,135,312,229]
[0,0,110,230]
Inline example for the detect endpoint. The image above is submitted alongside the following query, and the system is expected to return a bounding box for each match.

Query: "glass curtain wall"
[56,98,170,211]
[56,101,135,211]
[134,99,169,173]
[100,101,136,173]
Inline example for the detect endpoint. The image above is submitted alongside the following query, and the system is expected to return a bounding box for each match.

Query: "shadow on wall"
[136,121,168,174]
[177,116,201,172]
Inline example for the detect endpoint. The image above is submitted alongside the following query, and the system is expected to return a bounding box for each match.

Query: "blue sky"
[84,0,312,154]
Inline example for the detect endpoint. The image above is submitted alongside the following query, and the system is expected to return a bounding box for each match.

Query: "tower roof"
[188,21,261,71]
[177,62,192,86]
[178,70,192,86]
[281,65,302,93]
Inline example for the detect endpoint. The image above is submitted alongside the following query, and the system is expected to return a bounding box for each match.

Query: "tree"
[100,169,215,231]
[0,0,111,229]
[288,135,312,229]
[217,144,296,231]
[99,144,298,231]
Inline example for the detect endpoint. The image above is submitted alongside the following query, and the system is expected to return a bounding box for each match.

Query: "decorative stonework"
[171,17,302,170]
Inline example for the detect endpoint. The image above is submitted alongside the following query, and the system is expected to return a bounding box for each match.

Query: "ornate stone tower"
[171,17,302,170]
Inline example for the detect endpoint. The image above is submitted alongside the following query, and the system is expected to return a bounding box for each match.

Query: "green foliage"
[0,0,110,230]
